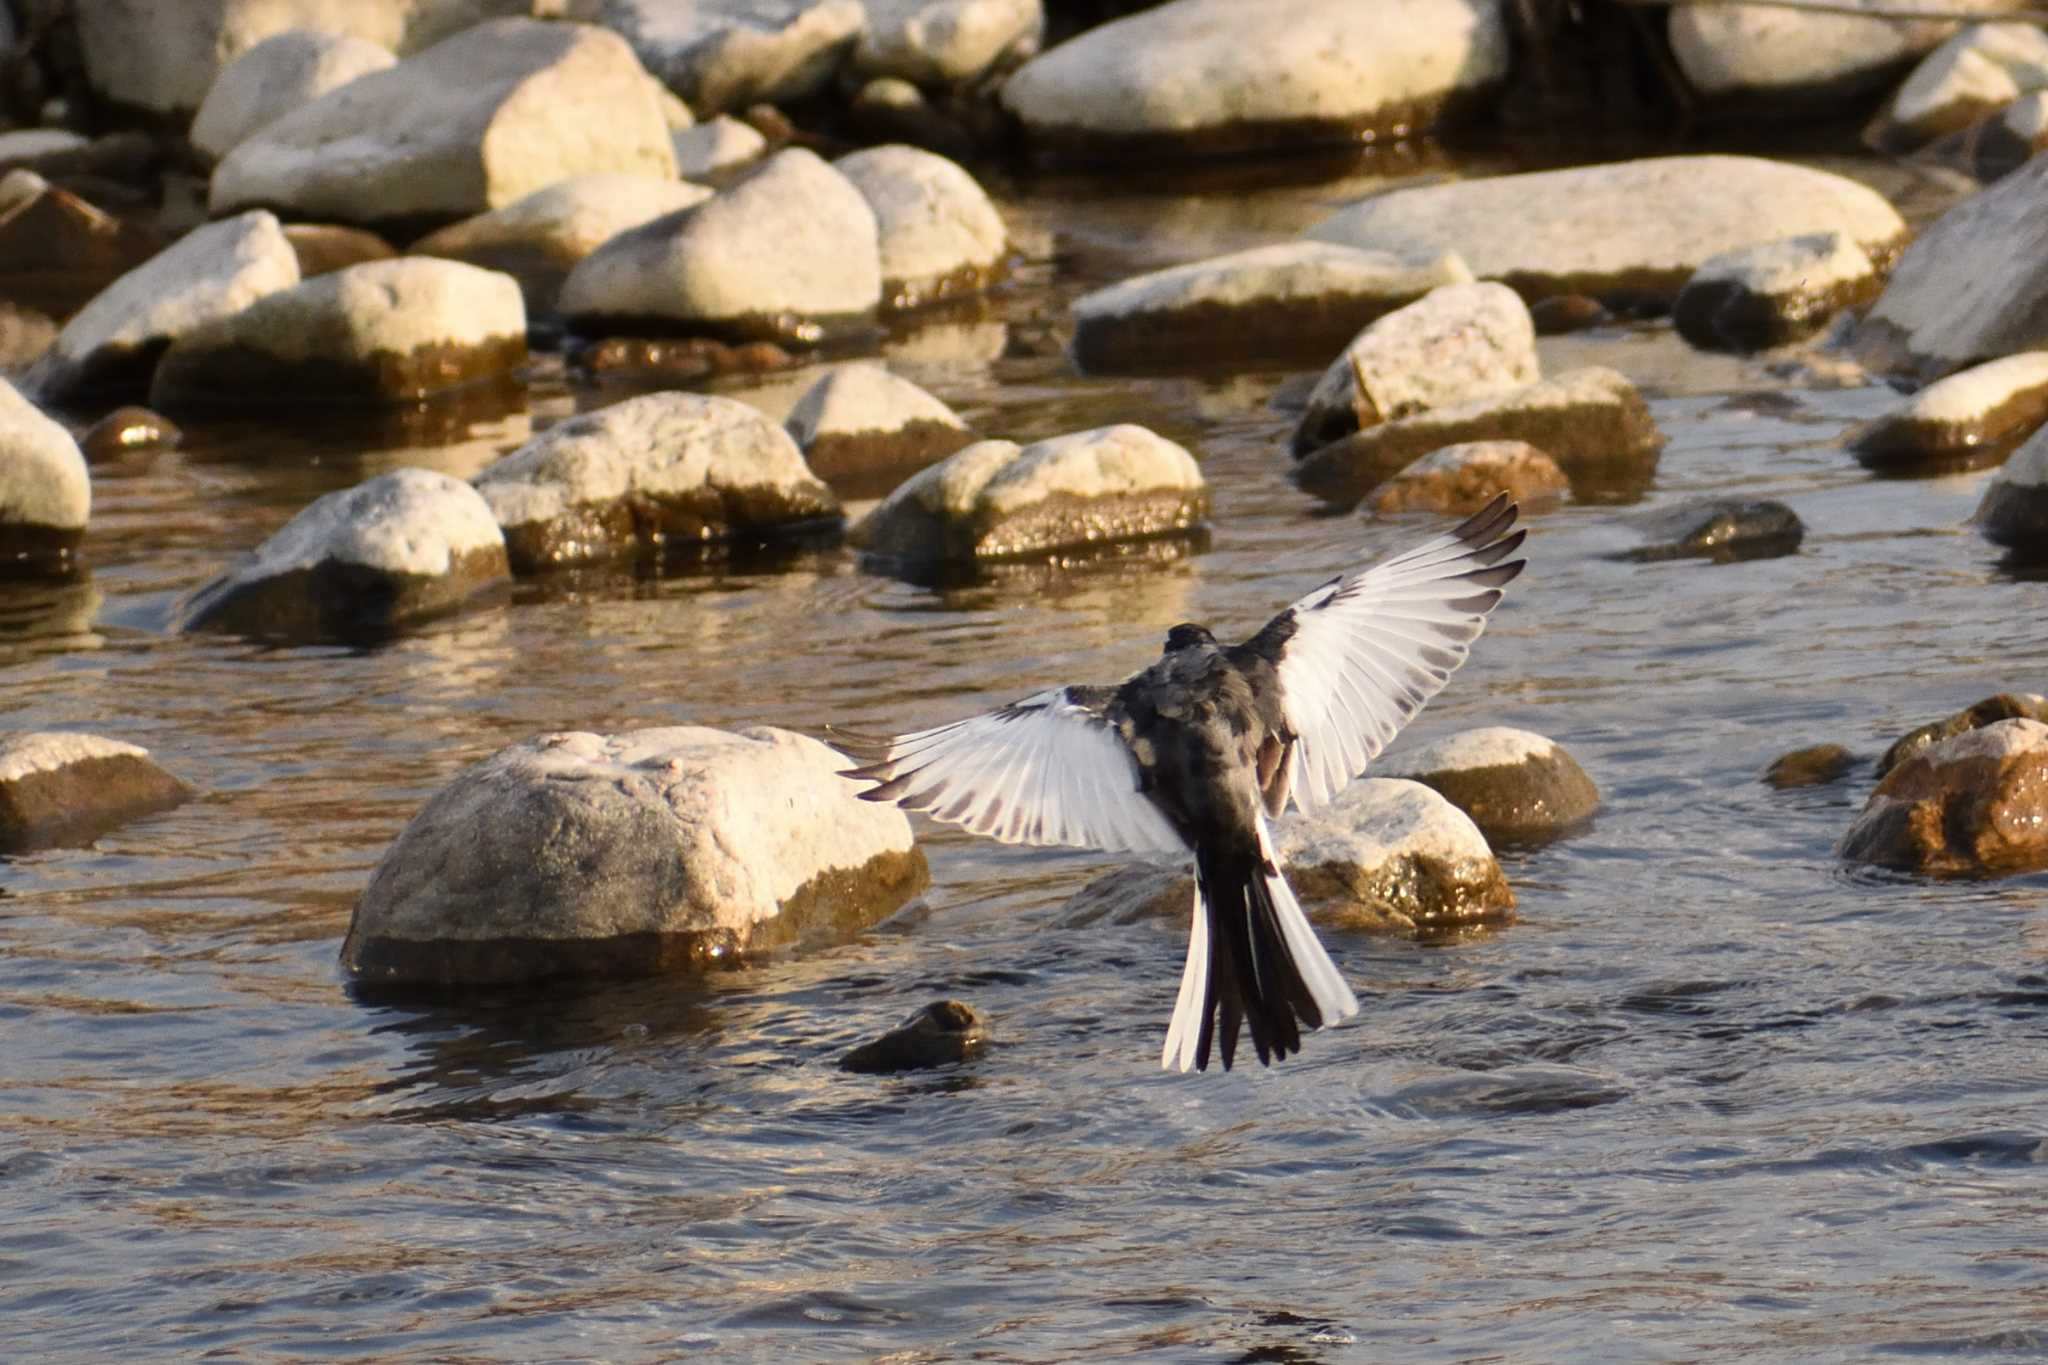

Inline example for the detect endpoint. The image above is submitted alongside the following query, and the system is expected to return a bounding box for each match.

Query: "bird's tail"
[1161,816,1361,1072]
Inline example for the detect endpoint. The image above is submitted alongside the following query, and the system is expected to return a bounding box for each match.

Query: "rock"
[150,257,526,412]
[834,144,1007,310]
[341,725,928,987]
[0,303,56,372]
[1620,498,1804,563]
[574,0,865,115]
[282,223,396,278]
[855,0,1041,86]
[1071,242,1472,374]
[784,362,972,496]
[0,129,89,172]
[1673,231,1881,352]
[176,467,510,642]
[0,731,192,854]
[210,19,678,233]
[78,405,180,463]
[559,148,881,347]
[0,376,90,578]
[570,334,797,384]
[1000,0,1509,165]
[189,28,398,164]
[1852,352,2048,472]
[1877,693,2048,778]
[1292,281,1539,455]
[1061,778,1512,938]
[1309,155,1908,309]
[1976,416,2048,559]
[1379,727,1599,845]
[1866,23,2048,151]
[1365,440,1568,516]
[1766,743,1857,789]
[1851,153,2048,378]
[1669,0,1958,109]
[851,424,1207,568]
[472,391,842,571]
[1985,90,2048,175]
[1529,294,1610,335]
[1839,719,2048,876]
[26,209,299,403]
[0,171,166,317]
[840,999,987,1073]
[1294,367,1662,508]
[670,115,769,179]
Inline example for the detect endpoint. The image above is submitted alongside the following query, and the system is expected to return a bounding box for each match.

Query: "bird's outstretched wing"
[840,686,1188,853]
[1241,494,1526,814]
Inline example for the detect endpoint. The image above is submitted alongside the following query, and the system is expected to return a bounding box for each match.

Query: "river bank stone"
[341,725,928,988]
[150,258,526,412]
[1293,281,1539,455]
[1839,719,2048,876]
[0,172,166,317]
[1975,423,2048,559]
[1294,367,1661,508]
[835,144,1007,311]
[1669,0,1957,111]
[79,406,180,463]
[1673,232,1881,352]
[1310,155,1908,309]
[1071,242,1471,374]
[189,28,398,164]
[1379,727,1599,845]
[210,19,678,233]
[851,424,1207,568]
[573,0,864,114]
[177,467,510,642]
[1365,441,1567,516]
[1766,742,1858,789]
[840,999,988,1073]
[1620,498,1804,563]
[283,223,396,278]
[1853,352,2048,472]
[0,376,89,578]
[672,116,770,179]
[1878,693,2048,778]
[1866,23,2048,151]
[785,362,972,495]
[474,391,842,571]
[0,731,192,854]
[27,209,299,403]
[1000,0,1509,165]
[559,148,881,347]
[855,0,1040,86]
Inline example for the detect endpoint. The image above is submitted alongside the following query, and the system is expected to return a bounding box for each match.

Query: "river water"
[5,146,2048,1361]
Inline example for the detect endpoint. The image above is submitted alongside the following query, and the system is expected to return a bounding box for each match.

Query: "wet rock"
[1975,422,2048,560]
[1379,727,1599,845]
[1766,743,1858,789]
[282,223,396,278]
[577,0,865,115]
[1985,90,2048,174]
[151,257,526,412]
[78,406,179,463]
[1673,232,1881,353]
[0,376,89,579]
[1529,294,1609,335]
[785,362,972,495]
[341,725,927,987]
[211,19,678,232]
[1853,353,2048,472]
[570,335,797,384]
[176,467,510,642]
[1877,693,2048,778]
[0,129,88,172]
[189,28,397,164]
[1866,23,2048,152]
[1001,0,1508,165]
[1621,498,1804,563]
[0,172,166,316]
[840,1000,987,1073]
[473,391,842,572]
[851,424,1207,568]
[559,148,880,347]
[1071,242,1471,374]
[855,0,1041,86]
[1292,281,1539,455]
[671,115,769,179]
[1294,367,1661,508]
[1851,153,2048,378]
[1839,719,2048,876]
[834,144,1007,311]
[26,209,299,403]
[1310,155,1908,310]
[1669,0,1956,110]
[1061,778,1512,938]
[0,731,192,854]
[1365,440,1567,516]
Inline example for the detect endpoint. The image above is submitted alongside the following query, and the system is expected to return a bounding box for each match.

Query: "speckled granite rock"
[840,999,988,1073]
[1365,440,1568,516]
[0,376,90,578]
[0,731,192,853]
[1853,353,2048,471]
[1379,727,1598,845]
[785,362,972,495]
[1621,498,1804,563]
[1975,423,2048,559]
[834,144,1007,310]
[1878,694,2048,778]
[342,725,928,987]
[1673,232,1881,352]
[1840,719,2048,876]
[190,28,397,163]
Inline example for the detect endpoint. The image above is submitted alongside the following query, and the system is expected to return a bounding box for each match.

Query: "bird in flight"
[843,496,1525,1072]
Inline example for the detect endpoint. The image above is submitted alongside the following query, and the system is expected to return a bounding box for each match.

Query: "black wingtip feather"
[1450,493,1517,546]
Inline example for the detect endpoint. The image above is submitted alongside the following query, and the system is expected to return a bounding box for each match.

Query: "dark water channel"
[6,147,2048,1361]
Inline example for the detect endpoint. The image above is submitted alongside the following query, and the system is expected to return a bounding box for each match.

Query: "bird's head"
[1163,623,1216,654]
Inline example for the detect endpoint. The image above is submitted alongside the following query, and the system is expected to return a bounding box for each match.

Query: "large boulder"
[1379,727,1599,845]
[473,392,840,571]
[189,28,398,164]
[150,258,526,411]
[855,0,1042,86]
[784,362,972,496]
[210,19,678,232]
[559,148,881,346]
[1839,719,2048,876]
[1975,426,2048,559]
[834,145,1007,310]
[1852,352,2048,472]
[26,210,300,403]
[0,731,192,853]
[0,376,90,578]
[569,0,866,115]
[1309,155,1908,309]
[1000,0,1509,164]
[341,725,928,987]
[176,467,511,642]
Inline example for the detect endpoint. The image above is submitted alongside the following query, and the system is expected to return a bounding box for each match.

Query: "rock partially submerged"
[1975,424,2048,559]
[1620,498,1804,563]
[1365,440,1567,515]
[835,144,1007,310]
[1673,232,1881,352]
[1877,693,2048,778]
[840,999,987,1073]
[79,406,180,463]
[1854,353,2048,472]
[0,376,90,578]
[1766,743,1858,789]
[784,362,972,495]
[0,731,192,854]
[1840,719,2048,876]
[342,725,928,988]
[1379,727,1599,845]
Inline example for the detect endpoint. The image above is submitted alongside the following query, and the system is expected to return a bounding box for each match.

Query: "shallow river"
[6,146,2048,1361]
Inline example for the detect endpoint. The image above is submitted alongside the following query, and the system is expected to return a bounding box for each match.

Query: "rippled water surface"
[6,149,2048,1362]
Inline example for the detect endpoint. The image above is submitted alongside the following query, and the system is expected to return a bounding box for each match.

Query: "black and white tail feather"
[841,495,1526,1072]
